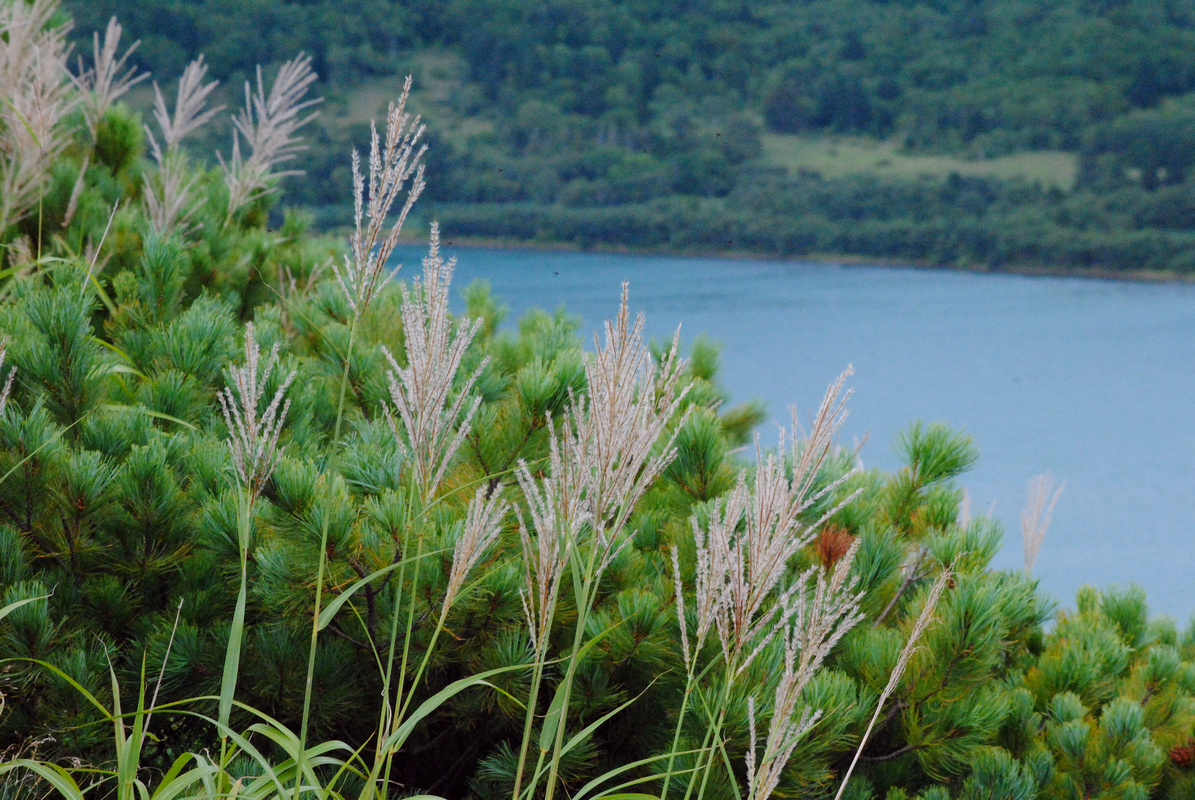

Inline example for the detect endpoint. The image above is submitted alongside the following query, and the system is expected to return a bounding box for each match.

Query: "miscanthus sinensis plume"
[144,56,222,234]
[222,53,320,220]
[0,0,77,231]
[218,323,297,503]
[334,76,426,316]
[681,368,858,673]
[72,16,146,137]
[442,486,509,614]
[516,426,585,650]
[574,285,688,562]
[518,285,689,643]
[382,224,485,502]
[0,335,14,416]
[1022,471,1063,573]
[747,540,864,800]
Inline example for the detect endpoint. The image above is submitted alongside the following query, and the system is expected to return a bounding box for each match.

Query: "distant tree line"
[63,0,1195,274]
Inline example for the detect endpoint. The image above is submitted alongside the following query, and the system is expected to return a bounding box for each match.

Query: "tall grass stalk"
[295,315,357,798]
[298,80,426,800]
[217,324,295,788]
[659,369,862,800]
[525,290,689,800]
[832,567,951,800]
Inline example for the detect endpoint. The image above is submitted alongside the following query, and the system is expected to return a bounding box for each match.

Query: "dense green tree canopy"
[58,0,1195,275]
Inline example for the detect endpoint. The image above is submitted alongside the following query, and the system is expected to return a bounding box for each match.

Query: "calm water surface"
[394,244,1195,620]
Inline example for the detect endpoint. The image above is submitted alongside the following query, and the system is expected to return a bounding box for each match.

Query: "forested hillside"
[63,0,1195,273]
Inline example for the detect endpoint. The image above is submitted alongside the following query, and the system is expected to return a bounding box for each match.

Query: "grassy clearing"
[326,65,495,151]
[762,133,1078,190]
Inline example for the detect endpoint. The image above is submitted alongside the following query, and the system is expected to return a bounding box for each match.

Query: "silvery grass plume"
[956,487,971,528]
[442,486,509,613]
[0,336,15,416]
[218,323,297,502]
[683,368,858,675]
[746,541,864,800]
[1022,471,1063,573]
[144,56,222,234]
[517,430,587,650]
[565,284,689,569]
[833,566,952,800]
[222,53,320,220]
[334,76,426,316]
[382,225,484,502]
[71,17,146,137]
[519,287,688,642]
[0,0,78,232]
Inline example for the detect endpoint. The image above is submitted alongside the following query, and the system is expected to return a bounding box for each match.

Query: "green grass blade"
[101,404,198,431]
[0,593,50,624]
[0,414,87,487]
[169,710,290,799]
[539,680,568,752]
[0,760,86,800]
[571,751,703,800]
[2,99,41,147]
[0,657,110,716]
[218,587,247,730]
[97,364,146,378]
[148,755,212,800]
[559,680,657,760]
[218,511,248,736]
[73,258,118,315]
[380,664,527,753]
[92,338,143,370]
[316,549,444,632]
[117,660,149,800]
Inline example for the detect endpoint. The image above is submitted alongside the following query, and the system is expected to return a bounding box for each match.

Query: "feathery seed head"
[382,224,486,502]
[516,426,586,651]
[746,542,861,800]
[1022,471,1063,573]
[0,0,79,230]
[143,56,221,234]
[222,53,321,219]
[72,17,146,136]
[512,285,691,654]
[147,56,221,160]
[0,336,15,416]
[688,368,857,671]
[218,323,296,502]
[781,539,863,691]
[517,502,567,652]
[552,284,690,572]
[334,76,426,316]
[670,546,691,665]
[443,487,508,613]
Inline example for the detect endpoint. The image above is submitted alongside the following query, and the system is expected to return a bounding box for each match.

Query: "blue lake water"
[393,244,1195,621]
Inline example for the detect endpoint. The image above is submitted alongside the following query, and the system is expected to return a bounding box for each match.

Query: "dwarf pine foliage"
[4,6,1195,800]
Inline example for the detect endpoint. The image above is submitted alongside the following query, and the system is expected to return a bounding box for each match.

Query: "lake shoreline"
[414,233,1195,285]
